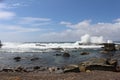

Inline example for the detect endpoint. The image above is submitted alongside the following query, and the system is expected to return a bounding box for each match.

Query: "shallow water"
[0,42,119,68]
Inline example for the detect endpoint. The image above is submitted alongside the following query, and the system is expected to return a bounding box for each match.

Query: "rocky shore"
[0,70,120,80]
[0,43,120,80]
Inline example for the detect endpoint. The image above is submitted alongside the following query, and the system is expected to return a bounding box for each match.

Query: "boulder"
[63,52,70,57]
[63,64,79,73]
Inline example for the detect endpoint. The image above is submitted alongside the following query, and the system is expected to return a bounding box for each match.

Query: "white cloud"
[39,19,120,41]
[0,25,41,33]
[19,17,51,25]
[0,10,15,19]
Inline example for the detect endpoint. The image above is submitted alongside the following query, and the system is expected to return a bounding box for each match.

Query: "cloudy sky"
[0,0,120,42]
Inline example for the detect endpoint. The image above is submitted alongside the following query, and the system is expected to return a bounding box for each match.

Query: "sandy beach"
[0,70,120,80]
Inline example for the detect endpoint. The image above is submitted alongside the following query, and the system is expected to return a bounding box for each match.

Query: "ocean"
[0,41,110,68]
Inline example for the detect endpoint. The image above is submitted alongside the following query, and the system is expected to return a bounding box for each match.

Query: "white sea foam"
[0,34,110,53]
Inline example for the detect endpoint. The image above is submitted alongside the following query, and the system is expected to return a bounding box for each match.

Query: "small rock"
[2,68,14,72]
[106,58,117,65]
[63,52,70,57]
[15,66,24,72]
[79,64,86,72]
[86,70,91,72]
[55,53,62,56]
[80,52,90,55]
[48,67,58,73]
[100,51,109,54]
[31,57,39,61]
[25,67,34,72]
[14,57,21,62]
[33,66,40,70]
[55,69,64,74]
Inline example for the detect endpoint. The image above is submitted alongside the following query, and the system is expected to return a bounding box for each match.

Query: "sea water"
[0,34,119,68]
[0,41,104,68]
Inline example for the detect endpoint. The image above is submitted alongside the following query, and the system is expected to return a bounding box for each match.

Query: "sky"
[0,0,120,42]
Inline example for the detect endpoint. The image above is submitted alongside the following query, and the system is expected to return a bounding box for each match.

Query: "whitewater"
[0,34,106,53]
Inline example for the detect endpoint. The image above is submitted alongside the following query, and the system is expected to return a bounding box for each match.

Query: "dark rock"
[15,66,24,72]
[33,66,40,70]
[80,52,90,55]
[14,57,21,62]
[115,60,120,72]
[31,57,39,61]
[106,58,117,65]
[55,53,62,56]
[2,68,14,72]
[102,43,116,51]
[39,67,48,71]
[63,52,70,57]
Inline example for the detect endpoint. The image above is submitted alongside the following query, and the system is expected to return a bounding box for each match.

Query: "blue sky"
[0,0,120,42]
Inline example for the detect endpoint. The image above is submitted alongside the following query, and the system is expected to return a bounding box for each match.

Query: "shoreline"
[0,70,120,80]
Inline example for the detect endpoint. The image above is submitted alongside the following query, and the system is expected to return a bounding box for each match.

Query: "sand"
[0,70,120,80]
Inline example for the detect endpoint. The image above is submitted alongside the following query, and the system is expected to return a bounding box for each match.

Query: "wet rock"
[115,60,120,72]
[55,69,64,74]
[31,57,39,61]
[100,51,109,54]
[2,68,14,72]
[48,67,64,73]
[25,67,34,72]
[78,63,86,72]
[63,52,70,57]
[55,53,62,56]
[63,64,79,73]
[33,66,40,70]
[106,58,117,65]
[14,57,21,62]
[78,58,115,71]
[80,52,90,55]
[48,67,58,73]
[39,67,48,71]
[86,70,91,72]
[15,66,24,72]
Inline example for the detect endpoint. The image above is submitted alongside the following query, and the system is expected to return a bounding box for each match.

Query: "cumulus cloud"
[39,19,120,42]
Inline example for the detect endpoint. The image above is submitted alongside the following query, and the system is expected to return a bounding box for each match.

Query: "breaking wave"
[0,34,111,53]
